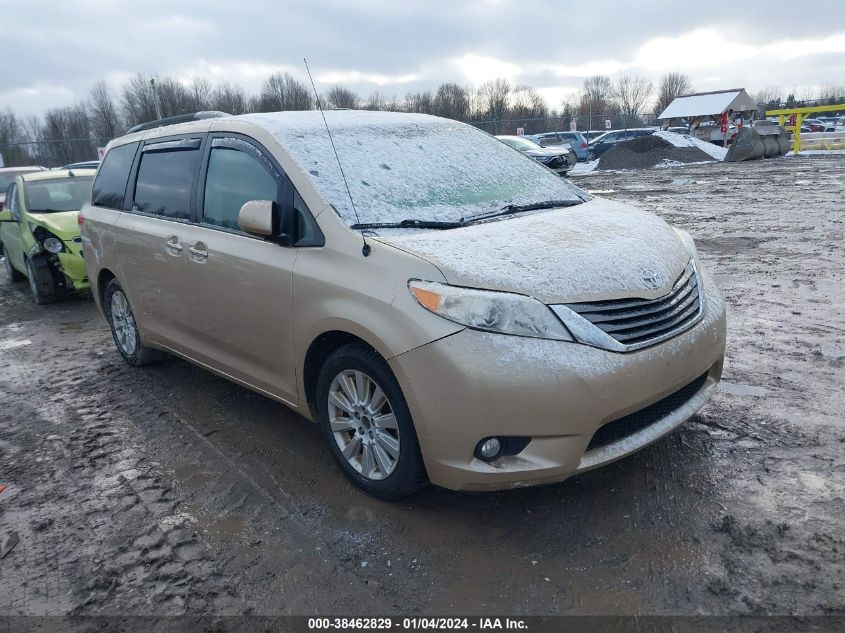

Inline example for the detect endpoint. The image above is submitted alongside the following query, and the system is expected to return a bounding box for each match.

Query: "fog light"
[476,437,502,461]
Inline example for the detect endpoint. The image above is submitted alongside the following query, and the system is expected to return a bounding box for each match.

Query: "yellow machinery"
[766,104,845,154]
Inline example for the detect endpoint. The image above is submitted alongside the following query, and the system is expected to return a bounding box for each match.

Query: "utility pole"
[150,78,163,120]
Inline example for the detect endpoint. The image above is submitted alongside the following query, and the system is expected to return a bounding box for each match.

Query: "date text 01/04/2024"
[307,617,528,630]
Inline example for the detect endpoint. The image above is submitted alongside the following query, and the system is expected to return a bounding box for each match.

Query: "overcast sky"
[4,0,845,117]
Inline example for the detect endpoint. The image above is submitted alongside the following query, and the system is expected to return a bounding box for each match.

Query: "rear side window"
[92,142,138,208]
[134,141,201,220]
[203,146,279,230]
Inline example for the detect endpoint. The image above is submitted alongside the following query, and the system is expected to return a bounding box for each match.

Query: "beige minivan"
[81,110,726,499]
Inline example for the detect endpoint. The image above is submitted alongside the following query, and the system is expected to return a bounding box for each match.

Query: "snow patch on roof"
[658,90,756,120]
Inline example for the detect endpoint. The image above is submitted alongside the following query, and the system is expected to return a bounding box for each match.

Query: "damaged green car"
[0,169,95,304]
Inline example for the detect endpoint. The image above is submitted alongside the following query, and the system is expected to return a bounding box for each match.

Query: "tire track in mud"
[0,282,384,615]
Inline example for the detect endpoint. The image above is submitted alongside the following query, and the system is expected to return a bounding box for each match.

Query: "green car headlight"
[43,237,64,254]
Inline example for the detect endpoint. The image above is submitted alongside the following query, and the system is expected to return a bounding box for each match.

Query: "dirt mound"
[598,135,716,170]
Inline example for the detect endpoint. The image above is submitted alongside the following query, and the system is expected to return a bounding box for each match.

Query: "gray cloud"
[4,0,845,116]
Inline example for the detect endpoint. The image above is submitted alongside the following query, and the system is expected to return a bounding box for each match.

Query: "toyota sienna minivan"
[81,110,726,500]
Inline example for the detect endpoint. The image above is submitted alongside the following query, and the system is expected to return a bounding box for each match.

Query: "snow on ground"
[786,149,845,156]
[570,159,600,175]
[654,130,727,161]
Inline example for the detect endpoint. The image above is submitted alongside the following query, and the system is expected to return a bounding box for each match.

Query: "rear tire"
[105,278,165,366]
[3,250,25,282]
[26,257,56,305]
[316,342,428,500]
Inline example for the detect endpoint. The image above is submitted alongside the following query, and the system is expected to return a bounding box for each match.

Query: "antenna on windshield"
[303,58,370,257]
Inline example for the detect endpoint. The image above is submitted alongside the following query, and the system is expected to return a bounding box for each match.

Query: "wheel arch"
[95,268,117,313]
[302,330,384,420]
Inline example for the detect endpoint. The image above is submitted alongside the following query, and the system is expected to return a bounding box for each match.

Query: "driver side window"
[203,146,280,231]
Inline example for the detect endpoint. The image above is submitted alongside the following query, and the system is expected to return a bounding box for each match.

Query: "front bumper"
[388,270,726,491]
[56,244,89,291]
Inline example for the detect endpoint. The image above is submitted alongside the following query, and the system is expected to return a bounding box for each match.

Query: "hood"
[378,197,690,304]
[527,147,569,158]
[28,210,80,240]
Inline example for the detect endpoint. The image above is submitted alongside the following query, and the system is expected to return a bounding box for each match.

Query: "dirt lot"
[0,154,843,619]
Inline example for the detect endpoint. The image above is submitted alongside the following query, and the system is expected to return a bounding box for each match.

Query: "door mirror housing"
[238,200,274,236]
[238,199,295,245]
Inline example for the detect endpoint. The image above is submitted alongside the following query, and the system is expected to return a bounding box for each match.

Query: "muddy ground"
[0,154,843,620]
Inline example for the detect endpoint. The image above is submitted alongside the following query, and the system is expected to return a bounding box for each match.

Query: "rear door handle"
[165,236,183,254]
[188,243,208,261]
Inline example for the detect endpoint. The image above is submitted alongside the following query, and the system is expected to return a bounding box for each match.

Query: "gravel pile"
[597,135,717,170]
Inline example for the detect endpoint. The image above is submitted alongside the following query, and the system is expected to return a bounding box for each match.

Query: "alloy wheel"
[110,290,138,355]
[327,369,400,480]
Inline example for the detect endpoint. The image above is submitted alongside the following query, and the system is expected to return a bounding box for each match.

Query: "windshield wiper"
[29,208,67,214]
[351,218,464,230]
[462,199,583,225]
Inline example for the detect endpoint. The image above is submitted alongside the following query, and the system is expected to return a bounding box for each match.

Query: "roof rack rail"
[126,111,231,135]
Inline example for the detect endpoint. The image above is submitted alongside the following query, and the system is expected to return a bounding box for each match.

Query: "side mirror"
[0,210,12,222]
[238,199,296,245]
[238,200,275,236]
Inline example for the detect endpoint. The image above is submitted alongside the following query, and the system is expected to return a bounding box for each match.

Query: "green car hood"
[28,211,80,240]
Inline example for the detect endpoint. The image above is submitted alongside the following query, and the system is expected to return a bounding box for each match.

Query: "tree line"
[1,70,842,167]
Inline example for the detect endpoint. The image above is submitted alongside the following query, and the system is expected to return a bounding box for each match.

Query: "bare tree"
[476,78,511,122]
[614,75,654,127]
[258,73,313,112]
[88,82,122,140]
[187,78,212,112]
[364,91,385,111]
[39,104,95,166]
[154,77,195,117]
[0,109,33,166]
[433,83,470,121]
[404,90,434,114]
[325,86,359,109]
[507,85,549,134]
[656,72,693,116]
[122,74,159,128]
[211,82,249,114]
[576,75,617,129]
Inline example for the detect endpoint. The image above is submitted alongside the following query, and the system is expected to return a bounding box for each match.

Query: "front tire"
[26,257,56,305]
[316,342,428,500]
[105,279,165,366]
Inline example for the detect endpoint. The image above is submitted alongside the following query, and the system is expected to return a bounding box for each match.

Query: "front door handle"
[165,236,183,255]
[188,242,208,261]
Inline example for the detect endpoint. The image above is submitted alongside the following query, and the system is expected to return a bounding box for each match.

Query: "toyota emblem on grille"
[641,269,664,290]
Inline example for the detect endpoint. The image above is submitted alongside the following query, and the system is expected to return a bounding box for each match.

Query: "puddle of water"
[0,338,31,350]
[671,177,692,185]
[199,517,246,539]
[719,382,767,397]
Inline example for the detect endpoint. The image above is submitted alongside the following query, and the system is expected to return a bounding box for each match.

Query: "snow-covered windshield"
[240,111,586,227]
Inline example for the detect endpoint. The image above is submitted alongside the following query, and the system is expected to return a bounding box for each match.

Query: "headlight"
[409,280,573,341]
[43,237,64,254]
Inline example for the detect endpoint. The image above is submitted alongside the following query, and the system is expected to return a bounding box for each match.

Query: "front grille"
[565,262,701,347]
[587,371,709,451]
